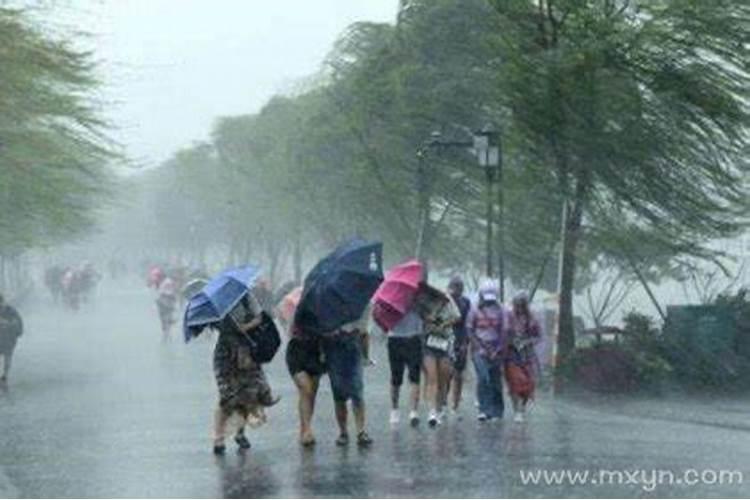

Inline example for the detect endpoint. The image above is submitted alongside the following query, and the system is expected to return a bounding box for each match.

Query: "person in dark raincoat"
[0,293,23,392]
[212,293,279,455]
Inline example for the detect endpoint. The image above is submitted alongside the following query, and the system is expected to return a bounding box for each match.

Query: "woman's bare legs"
[293,372,319,445]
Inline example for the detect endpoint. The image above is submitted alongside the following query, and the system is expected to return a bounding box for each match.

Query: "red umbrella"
[371,259,424,331]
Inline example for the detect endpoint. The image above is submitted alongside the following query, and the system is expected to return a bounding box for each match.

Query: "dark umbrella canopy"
[294,239,383,335]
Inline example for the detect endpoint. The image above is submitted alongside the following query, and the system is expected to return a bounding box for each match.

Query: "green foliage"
[560,312,672,394]
[149,0,750,307]
[147,0,566,283]
[0,7,116,255]
[661,290,750,390]
[488,0,750,357]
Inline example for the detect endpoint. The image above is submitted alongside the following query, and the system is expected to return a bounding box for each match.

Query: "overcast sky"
[67,1,397,167]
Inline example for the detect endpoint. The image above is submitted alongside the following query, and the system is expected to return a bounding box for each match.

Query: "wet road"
[1,279,748,498]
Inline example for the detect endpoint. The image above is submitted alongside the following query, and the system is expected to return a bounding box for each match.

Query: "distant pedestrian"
[387,308,423,427]
[286,320,326,447]
[253,278,275,315]
[0,293,23,392]
[156,275,177,341]
[320,315,374,447]
[447,276,471,418]
[147,265,164,289]
[466,281,507,421]
[44,265,64,303]
[507,291,541,422]
[212,293,279,455]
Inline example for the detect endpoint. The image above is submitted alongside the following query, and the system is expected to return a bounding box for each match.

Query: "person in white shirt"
[386,309,423,427]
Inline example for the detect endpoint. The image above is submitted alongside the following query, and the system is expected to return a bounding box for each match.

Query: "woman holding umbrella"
[372,259,424,427]
[212,292,279,454]
[293,239,383,447]
[184,265,281,455]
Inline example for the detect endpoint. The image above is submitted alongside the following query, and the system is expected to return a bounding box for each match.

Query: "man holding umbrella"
[293,239,383,447]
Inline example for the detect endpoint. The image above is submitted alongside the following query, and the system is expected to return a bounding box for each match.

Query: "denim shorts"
[321,335,364,404]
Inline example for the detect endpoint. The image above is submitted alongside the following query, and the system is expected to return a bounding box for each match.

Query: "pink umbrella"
[277,286,303,324]
[371,259,424,331]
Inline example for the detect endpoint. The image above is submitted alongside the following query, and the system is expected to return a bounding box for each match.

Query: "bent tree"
[489,0,750,360]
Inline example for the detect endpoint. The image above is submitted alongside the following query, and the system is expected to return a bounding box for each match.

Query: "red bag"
[505,362,534,400]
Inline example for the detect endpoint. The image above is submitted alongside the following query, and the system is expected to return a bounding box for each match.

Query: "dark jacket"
[0,304,23,353]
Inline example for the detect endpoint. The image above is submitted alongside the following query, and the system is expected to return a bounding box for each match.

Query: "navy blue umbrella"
[295,239,384,335]
[183,265,261,342]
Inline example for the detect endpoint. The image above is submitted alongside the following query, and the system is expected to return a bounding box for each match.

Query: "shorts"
[452,337,469,372]
[321,335,364,404]
[285,336,326,378]
[387,336,422,386]
[423,334,452,360]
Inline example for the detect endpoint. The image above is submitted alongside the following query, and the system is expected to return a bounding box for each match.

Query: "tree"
[0,7,116,256]
[489,0,750,361]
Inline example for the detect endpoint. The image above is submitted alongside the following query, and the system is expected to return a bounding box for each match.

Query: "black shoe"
[234,434,251,450]
[357,431,373,447]
[335,433,349,447]
[213,444,226,455]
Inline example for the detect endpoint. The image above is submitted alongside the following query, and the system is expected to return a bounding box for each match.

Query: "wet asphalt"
[1,278,748,498]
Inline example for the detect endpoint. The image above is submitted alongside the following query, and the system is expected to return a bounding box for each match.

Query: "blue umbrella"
[183,265,261,342]
[295,239,383,335]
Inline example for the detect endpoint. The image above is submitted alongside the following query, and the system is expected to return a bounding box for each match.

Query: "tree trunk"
[529,240,555,302]
[268,244,279,287]
[556,180,586,363]
[625,252,667,321]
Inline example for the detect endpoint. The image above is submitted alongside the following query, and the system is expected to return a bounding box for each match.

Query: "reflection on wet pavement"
[1,281,748,498]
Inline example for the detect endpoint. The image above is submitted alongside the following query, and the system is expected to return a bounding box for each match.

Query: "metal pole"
[496,139,505,302]
[485,166,495,278]
[415,150,427,260]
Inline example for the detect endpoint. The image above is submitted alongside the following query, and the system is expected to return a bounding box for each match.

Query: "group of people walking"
[44,262,101,311]
[203,269,542,455]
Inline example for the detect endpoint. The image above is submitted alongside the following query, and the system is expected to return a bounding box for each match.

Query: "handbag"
[505,361,534,399]
[242,311,281,364]
[425,333,452,352]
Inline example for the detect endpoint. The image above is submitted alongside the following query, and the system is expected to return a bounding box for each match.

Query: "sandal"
[234,433,251,450]
[335,433,349,447]
[300,434,316,447]
[357,431,373,447]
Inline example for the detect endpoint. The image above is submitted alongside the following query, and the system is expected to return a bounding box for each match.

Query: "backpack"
[241,311,281,364]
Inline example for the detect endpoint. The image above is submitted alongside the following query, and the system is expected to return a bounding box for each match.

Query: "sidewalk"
[560,392,750,432]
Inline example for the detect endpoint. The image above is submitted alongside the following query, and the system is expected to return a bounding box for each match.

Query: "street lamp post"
[417,126,501,287]
[473,125,501,291]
